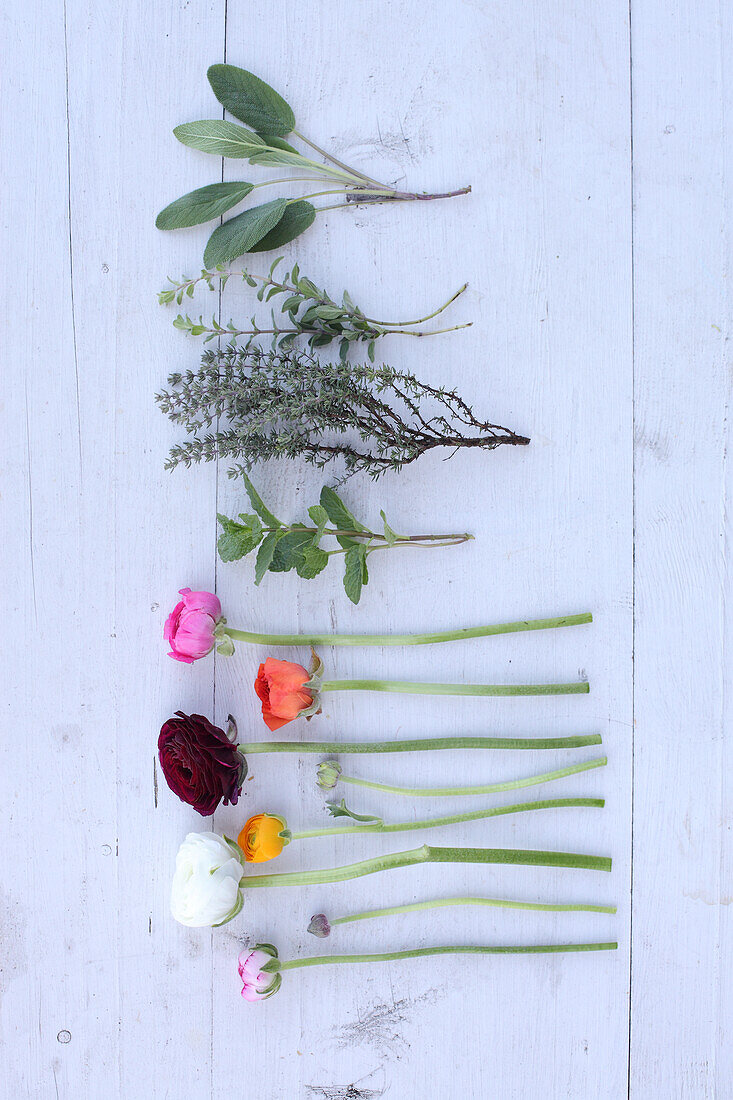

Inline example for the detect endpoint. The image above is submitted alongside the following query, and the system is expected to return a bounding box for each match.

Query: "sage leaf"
[297,545,329,579]
[173,120,265,158]
[258,135,298,153]
[343,545,366,604]
[320,486,367,533]
[255,531,282,584]
[242,472,282,527]
[156,182,254,230]
[207,64,295,136]
[204,199,289,265]
[247,201,316,253]
[248,149,312,171]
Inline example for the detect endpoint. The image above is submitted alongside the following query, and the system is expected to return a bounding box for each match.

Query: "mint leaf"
[297,545,329,579]
[320,486,367,533]
[343,545,366,604]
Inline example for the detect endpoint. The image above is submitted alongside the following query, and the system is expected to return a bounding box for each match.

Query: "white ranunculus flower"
[171,832,245,927]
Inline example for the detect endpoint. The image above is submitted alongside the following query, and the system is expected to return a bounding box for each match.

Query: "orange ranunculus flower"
[238,812,288,863]
[254,657,315,731]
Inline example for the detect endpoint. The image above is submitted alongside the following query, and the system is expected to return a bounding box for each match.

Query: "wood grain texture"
[0,0,725,1096]
[629,1,732,1096]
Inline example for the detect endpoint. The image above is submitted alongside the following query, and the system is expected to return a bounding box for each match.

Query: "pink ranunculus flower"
[238,947,280,1002]
[164,588,222,664]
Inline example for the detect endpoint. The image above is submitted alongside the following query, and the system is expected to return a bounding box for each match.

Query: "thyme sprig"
[159,258,471,361]
[217,474,473,603]
[156,346,530,481]
[156,64,471,262]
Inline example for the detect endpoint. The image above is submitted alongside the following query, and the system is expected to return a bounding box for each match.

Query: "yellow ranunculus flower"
[238,812,289,863]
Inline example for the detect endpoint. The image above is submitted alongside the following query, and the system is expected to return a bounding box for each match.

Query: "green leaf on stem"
[242,472,282,527]
[207,64,295,136]
[247,201,316,252]
[343,545,367,604]
[248,148,311,170]
[380,509,398,546]
[297,545,329,579]
[173,120,265,158]
[156,182,254,230]
[320,486,367,533]
[327,798,382,824]
[258,135,299,153]
[255,531,283,584]
[269,529,314,573]
[204,199,289,266]
[217,512,263,561]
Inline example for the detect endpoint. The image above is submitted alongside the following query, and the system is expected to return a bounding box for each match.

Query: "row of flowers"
[163,589,613,1002]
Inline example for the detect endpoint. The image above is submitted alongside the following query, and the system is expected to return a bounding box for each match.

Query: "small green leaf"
[254,531,282,584]
[343,546,365,604]
[320,486,367,533]
[281,294,303,313]
[327,798,382,824]
[156,182,254,230]
[268,530,314,573]
[297,545,329,579]
[247,201,316,253]
[173,120,265,158]
[307,503,329,531]
[217,512,263,562]
[207,65,295,136]
[248,149,310,170]
[258,135,298,153]
[380,509,398,546]
[216,634,236,657]
[204,199,289,265]
[241,473,282,527]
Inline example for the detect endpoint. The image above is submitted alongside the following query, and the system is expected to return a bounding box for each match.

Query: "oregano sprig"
[159,257,471,361]
[217,474,473,603]
[156,64,471,262]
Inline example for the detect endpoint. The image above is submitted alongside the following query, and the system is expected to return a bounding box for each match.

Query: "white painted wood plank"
[629,2,732,1095]
[0,1,224,1096]
[2,0,639,1095]
[202,2,633,1097]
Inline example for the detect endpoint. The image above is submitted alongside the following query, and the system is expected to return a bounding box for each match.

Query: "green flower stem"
[276,941,618,972]
[237,733,603,755]
[332,756,607,799]
[241,843,612,890]
[330,895,618,926]
[223,612,592,648]
[320,679,590,697]
[290,796,605,840]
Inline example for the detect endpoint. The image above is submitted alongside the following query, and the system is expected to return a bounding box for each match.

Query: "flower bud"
[254,657,320,731]
[237,813,290,863]
[164,588,223,663]
[316,760,342,790]
[238,944,282,1002]
[307,913,331,938]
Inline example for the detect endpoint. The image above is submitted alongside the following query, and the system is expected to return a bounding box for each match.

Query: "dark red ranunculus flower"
[158,711,246,816]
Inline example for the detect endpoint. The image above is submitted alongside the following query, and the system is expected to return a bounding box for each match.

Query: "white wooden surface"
[1,1,729,1096]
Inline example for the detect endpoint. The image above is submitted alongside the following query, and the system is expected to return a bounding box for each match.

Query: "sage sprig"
[156,346,530,480]
[217,474,473,603]
[159,258,470,361]
[156,64,471,262]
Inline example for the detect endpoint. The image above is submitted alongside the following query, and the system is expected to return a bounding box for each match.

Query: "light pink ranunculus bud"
[164,588,222,664]
[238,947,280,1002]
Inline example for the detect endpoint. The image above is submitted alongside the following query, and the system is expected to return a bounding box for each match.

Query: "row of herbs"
[156,63,529,602]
